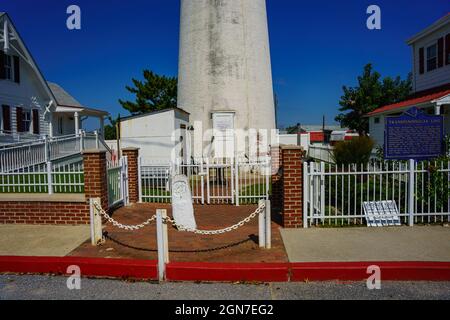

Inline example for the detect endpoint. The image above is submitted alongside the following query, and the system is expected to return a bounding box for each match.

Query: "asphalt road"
[0,275,450,300]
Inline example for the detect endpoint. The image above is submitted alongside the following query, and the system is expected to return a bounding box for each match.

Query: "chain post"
[265,200,271,249]
[258,199,266,248]
[90,198,103,246]
[161,209,170,263]
[156,209,166,281]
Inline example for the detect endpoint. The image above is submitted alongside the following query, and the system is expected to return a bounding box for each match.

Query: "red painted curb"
[1,257,450,282]
[290,262,450,281]
[166,262,290,282]
[0,256,158,280]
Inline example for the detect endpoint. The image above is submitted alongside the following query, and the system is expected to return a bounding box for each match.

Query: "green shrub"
[331,136,375,166]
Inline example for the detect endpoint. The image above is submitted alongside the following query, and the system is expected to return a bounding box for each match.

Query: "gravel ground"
[0,275,449,300]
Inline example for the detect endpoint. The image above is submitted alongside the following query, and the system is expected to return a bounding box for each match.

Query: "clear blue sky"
[2,0,449,127]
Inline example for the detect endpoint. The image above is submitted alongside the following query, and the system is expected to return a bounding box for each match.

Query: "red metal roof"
[367,90,450,116]
[309,131,325,143]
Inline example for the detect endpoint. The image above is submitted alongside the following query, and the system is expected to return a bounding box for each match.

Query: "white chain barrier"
[93,202,156,231]
[92,201,265,235]
[164,203,265,235]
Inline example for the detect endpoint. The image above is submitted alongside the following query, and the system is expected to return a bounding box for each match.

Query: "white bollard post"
[89,198,103,246]
[161,209,170,263]
[258,199,266,248]
[408,159,415,227]
[138,156,143,203]
[156,209,166,281]
[235,158,240,206]
[94,130,99,149]
[303,161,309,229]
[47,161,53,195]
[265,200,271,249]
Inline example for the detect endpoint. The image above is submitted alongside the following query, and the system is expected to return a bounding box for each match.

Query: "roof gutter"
[366,101,436,117]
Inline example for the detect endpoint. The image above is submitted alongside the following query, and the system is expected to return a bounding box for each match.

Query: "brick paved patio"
[69,203,288,263]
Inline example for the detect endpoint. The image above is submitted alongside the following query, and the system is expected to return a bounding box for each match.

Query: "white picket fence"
[304,160,450,227]
[107,157,129,207]
[0,160,84,194]
[0,130,112,173]
[139,157,271,205]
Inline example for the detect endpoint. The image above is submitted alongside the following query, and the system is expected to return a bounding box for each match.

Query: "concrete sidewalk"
[281,226,450,262]
[0,225,90,257]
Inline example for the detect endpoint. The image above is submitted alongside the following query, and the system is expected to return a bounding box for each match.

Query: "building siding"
[412,23,450,92]
[120,110,190,161]
[0,55,51,142]
[369,116,385,147]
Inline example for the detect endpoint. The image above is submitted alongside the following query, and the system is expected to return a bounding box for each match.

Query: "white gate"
[139,157,271,205]
[107,156,129,207]
[304,160,450,228]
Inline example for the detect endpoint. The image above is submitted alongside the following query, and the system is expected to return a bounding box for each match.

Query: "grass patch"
[0,173,84,194]
[238,183,270,204]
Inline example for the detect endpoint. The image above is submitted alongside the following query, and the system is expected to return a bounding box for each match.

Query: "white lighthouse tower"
[177,0,276,158]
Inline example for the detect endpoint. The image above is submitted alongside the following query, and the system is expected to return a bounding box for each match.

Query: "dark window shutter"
[13,56,20,83]
[438,37,444,68]
[419,47,425,74]
[16,107,23,133]
[32,109,40,134]
[0,51,5,79]
[2,105,11,133]
[446,33,450,65]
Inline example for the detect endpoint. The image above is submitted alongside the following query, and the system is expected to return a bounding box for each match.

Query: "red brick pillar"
[270,146,283,210]
[83,150,108,211]
[122,147,140,204]
[281,146,304,228]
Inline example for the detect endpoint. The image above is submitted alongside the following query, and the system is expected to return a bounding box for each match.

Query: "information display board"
[384,107,444,160]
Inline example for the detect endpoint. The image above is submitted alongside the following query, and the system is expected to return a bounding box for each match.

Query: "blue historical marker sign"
[384,107,444,160]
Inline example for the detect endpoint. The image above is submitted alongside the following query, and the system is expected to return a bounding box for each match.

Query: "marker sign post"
[384,107,444,161]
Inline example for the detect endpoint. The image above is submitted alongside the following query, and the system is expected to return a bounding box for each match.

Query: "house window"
[374,118,380,124]
[22,109,32,132]
[4,55,13,81]
[426,44,437,72]
[58,116,63,135]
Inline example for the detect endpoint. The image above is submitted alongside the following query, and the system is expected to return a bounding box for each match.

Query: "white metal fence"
[0,130,112,173]
[139,157,271,205]
[107,157,129,207]
[304,160,450,227]
[0,160,84,194]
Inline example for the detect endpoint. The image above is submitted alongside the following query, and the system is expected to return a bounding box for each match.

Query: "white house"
[119,108,190,162]
[0,12,108,146]
[368,13,450,147]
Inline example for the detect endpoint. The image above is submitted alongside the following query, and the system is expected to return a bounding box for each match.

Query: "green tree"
[103,115,119,140]
[331,136,375,166]
[335,64,412,136]
[119,70,178,115]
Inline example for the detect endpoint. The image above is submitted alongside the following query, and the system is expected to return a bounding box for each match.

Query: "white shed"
[119,108,190,162]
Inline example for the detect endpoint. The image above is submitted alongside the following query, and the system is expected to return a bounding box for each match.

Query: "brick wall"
[122,148,139,204]
[270,146,283,210]
[0,150,109,225]
[0,201,89,225]
[281,146,304,228]
[83,150,108,210]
